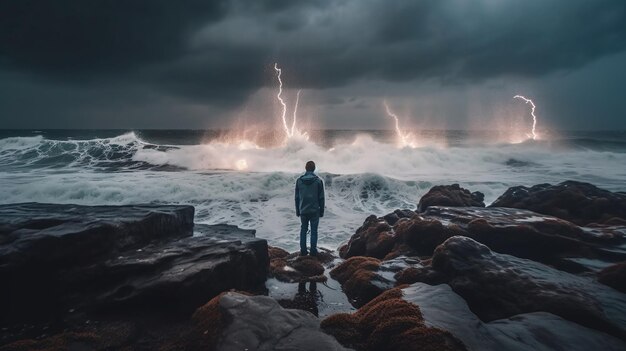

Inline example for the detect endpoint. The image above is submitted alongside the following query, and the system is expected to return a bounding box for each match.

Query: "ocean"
[1,129,625,252]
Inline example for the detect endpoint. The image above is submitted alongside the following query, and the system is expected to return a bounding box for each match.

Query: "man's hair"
[305,161,316,172]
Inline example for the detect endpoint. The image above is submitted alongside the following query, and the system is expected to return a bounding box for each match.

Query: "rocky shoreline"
[1,181,625,350]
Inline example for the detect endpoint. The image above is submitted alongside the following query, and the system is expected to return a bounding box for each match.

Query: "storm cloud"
[1,0,625,128]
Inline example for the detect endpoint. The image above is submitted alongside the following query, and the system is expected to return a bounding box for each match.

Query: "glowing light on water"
[383,101,417,148]
[274,63,304,139]
[514,95,538,140]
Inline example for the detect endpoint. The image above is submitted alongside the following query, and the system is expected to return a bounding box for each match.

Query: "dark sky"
[1,0,625,130]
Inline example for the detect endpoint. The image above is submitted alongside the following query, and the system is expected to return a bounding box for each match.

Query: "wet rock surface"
[404,283,626,351]
[321,287,466,351]
[490,180,626,225]
[417,184,485,212]
[195,292,350,351]
[269,246,335,283]
[429,236,626,340]
[340,204,625,269]
[598,261,626,293]
[0,203,269,347]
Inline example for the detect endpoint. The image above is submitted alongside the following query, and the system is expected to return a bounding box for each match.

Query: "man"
[295,160,325,256]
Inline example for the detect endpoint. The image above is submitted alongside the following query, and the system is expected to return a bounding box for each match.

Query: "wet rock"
[598,261,626,293]
[431,236,626,340]
[321,287,467,351]
[330,256,424,307]
[417,184,485,212]
[490,180,626,225]
[403,283,626,351]
[341,205,624,269]
[269,248,334,283]
[0,203,268,326]
[0,203,194,269]
[330,256,387,307]
[0,322,136,351]
[194,291,349,351]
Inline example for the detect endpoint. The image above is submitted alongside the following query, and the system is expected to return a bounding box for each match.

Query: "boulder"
[417,184,485,212]
[0,203,269,327]
[321,287,467,351]
[330,256,423,307]
[269,248,335,283]
[330,257,387,307]
[194,292,349,351]
[431,236,626,340]
[403,283,626,351]
[490,180,626,225]
[340,205,625,270]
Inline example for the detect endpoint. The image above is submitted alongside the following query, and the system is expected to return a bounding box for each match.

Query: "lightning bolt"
[274,63,304,139]
[274,63,291,138]
[384,100,414,148]
[513,95,538,140]
[291,89,301,137]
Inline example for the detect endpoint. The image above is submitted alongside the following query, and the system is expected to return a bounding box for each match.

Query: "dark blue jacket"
[295,171,325,217]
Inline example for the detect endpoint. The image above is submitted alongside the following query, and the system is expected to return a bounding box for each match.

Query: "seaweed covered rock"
[269,247,334,283]
[490,180,626,225]
[417,184,485,212]
[321,287,466,351]
[330,257,387,307]
[340,205,615,267]
[403,283,626,351]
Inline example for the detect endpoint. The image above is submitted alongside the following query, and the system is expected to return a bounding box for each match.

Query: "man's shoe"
[310,250,318,257]
[300,251,308,256]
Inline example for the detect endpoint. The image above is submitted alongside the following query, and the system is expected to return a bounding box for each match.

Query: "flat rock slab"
[403,283,626,351]
[0,203,268,326]
[0,202,194,269]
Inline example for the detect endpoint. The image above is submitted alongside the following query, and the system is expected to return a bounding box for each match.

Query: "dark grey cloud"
[0,0,228,76]
[1,0,625,128]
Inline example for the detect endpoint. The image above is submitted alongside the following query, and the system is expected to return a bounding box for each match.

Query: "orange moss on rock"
[268,246,290,259]
[330,257,384,305]
[192,291,252,350]
[290,255,325,276]
[321,287,466,351]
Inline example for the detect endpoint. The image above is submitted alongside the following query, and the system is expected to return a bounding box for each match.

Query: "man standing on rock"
[295,160,325,256]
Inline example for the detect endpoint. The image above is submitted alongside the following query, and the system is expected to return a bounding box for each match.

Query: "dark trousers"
[300,214,319,255]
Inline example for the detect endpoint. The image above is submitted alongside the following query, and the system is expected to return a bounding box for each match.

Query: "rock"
[0,322,136,351]
[330,256,423,307]
[403,283,626,351]
[431,236,626,340]
[194,292,350,351]
[417,184,485,212]
[91,224,269,311]
[0,203,268,327]
[490,180,626,225]
[268,246,289,260]
[0,203,194,270]
[269,248,335,283]
[598,262,626,293]
[341,205,625,270]
[321,287,467,351]
[330,256,387,307]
